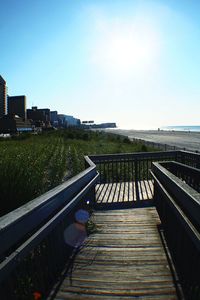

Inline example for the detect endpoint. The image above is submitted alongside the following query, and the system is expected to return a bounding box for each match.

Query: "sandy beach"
[105,129,200,152]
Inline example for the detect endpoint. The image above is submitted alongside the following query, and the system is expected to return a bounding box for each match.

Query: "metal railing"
[0,156,98,300]
[151,162,200,300]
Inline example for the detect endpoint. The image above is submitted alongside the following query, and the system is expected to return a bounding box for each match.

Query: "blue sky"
[0,0,200,129]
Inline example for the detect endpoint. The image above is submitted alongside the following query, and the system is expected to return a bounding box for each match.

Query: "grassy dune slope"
[0,129,156,216]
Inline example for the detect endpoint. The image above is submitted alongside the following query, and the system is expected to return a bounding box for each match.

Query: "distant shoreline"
[103,128,200,152]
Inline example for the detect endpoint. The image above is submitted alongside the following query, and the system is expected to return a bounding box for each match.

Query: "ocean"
[161,126,200,132]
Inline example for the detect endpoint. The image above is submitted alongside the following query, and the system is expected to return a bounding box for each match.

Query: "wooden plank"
[141,180,148,200]
[54,208,178,299]
[138,180,144,200]
[96,183,107,203]
[102,184,113,203]
[146,179,154,198]
[56,292,177,300]
[110,183,118,203]
[95,181,153,204]
[95,183,101,193]
[128,181,133,201]
[130,181,136,201]
[58,286,177,296]
[117,181,123,202]
[123,182,129,202]
[95,183,105,203]
[113,182,120,202]
[146,179,153,194]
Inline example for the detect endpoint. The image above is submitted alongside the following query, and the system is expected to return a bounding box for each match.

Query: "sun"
[90,20,160,75]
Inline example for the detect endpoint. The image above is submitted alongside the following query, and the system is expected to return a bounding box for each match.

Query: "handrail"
[89,149,200,160]
[152,172,200,244]
[151,162,200,299]
[88,150,200,184]
[0,156,97,259]
[152,171,200,248]
[161,161,200,193]
[89,150,178,162]
[152,162,200,232]
[161,160,200,175]
[84,155,96,168]
[0,173,99,283]
[0,155,99,299]
[89,151,179,188]
[176,150,200,169]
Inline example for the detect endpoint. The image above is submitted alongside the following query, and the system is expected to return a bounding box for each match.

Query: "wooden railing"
[151,162,200,300]
[89,151,179,184]
[1,150,200,299]
[88,150,200,208]
[176,150,200,169]
[0,156,98,300]
[161,161,200,194]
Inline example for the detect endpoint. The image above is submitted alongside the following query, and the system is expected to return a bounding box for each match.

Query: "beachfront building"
[81,122,117,129]
[27,106,50,122]
[0,75,7,118]
[50,111,58,126]
[7,95,27,119]
[57,114,81,127]
[0,114,32,134]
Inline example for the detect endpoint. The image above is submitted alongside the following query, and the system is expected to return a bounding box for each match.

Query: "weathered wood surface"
[96,180,153,203]
[54,208,177,299]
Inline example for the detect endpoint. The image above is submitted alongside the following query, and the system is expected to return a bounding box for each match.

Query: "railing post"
[135,160,140,201]
[87,184,96,208]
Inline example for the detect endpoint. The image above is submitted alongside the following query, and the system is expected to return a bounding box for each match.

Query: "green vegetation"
[0,129,156,216]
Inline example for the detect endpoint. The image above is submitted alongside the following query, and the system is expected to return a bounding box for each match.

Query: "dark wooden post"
[135,160,140,202]
[87,185,96,208]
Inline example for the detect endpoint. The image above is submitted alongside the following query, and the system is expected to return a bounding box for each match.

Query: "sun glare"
[107,33,153,70]
[90,19,161,76]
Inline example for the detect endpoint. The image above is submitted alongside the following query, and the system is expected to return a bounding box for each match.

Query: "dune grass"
[0,129,156,216]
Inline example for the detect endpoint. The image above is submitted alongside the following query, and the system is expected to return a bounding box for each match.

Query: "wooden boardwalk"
[54,208,177,300]
[96,180,154,204]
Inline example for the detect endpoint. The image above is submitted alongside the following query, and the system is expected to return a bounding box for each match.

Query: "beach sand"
[104,129,200,152]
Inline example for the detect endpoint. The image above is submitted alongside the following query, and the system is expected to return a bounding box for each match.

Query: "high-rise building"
[7,95,26,119]
[0,75,7,118]
[27,106,50,122]
[50,111,58,124]
[57,114,81,127]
